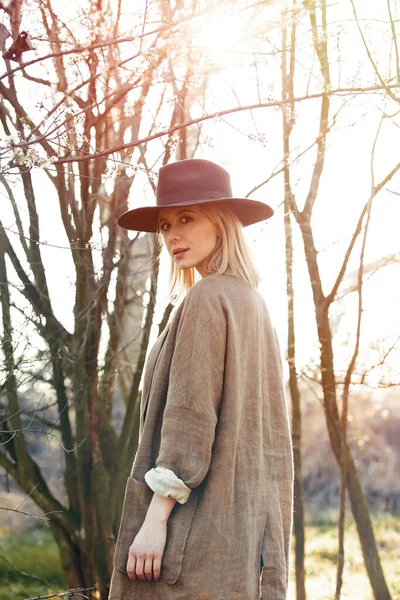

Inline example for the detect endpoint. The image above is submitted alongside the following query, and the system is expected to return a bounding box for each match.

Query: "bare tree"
[0,1,212,597]
[276,1,399,598]
[281,2,306,599]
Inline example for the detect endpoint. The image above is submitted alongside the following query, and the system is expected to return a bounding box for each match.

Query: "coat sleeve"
[152,281,227,495]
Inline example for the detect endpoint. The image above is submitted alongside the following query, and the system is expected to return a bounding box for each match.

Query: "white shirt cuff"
[144,467,191,504]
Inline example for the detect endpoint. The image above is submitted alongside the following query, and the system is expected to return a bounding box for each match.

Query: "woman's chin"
[174,259,203,273]
[174,258,192,270]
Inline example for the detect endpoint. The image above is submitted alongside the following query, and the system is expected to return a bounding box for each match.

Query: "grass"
[0,522,65,600]
[288,514,400,600]
[0,515,399,599]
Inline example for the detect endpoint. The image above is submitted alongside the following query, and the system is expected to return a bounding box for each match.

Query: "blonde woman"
[108,159,294,600]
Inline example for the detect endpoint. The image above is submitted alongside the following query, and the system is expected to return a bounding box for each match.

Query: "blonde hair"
[156,202,261,301]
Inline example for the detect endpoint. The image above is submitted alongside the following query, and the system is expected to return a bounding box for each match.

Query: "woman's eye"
[159,216,192,232]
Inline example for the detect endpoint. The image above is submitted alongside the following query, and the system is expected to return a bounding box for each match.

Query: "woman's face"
[158,205,219,276]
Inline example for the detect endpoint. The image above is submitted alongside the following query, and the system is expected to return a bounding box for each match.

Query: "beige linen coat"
[108,273,294,600]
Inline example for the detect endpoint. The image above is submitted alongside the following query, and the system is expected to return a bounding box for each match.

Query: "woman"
[108,159,294,600]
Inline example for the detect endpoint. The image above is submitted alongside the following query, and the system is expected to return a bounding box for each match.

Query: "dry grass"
[288,514,400,600]
[0,513,398,599]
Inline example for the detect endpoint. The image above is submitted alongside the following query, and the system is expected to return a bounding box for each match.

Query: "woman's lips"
[174,249,188,259]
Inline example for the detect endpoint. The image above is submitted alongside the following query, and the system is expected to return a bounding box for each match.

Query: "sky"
[132,0,400,382]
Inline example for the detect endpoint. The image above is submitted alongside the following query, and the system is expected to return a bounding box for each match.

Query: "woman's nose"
[166,226,181,243]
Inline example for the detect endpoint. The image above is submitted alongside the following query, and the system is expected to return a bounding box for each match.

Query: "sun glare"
[188,5,249,61]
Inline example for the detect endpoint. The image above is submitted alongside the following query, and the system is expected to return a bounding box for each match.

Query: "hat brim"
[117,197,274,232]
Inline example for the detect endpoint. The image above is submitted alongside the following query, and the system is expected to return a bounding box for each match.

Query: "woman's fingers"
[153,555,162,581]
[127,551,137,580]
[130,553,158,581]
[127,553,161,582]
[135,554,146,581]
[144,556,154,582]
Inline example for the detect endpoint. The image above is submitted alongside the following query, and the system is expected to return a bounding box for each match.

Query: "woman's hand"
[126,518,167,582]
[126,492,176,582]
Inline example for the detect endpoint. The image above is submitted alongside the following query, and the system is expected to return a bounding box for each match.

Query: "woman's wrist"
[144,492,177,526]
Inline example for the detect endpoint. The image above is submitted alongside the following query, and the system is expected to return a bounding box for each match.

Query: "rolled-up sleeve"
[144,466,191,504]
[153,282,227,498]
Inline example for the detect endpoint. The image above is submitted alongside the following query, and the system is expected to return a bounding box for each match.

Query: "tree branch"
[325,160,400,309]
[0,223,72,347]
[350,0,399,104]
[50,85,400,165]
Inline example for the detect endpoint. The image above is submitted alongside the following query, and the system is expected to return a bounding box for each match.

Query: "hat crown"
[156,159,232,206]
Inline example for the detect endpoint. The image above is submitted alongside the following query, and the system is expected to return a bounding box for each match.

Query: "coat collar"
[140,322,171,430]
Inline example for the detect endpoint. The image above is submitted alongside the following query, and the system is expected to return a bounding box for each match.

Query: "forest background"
[0,0,399,599]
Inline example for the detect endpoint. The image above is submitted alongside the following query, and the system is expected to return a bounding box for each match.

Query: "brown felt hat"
[117,159,274,232]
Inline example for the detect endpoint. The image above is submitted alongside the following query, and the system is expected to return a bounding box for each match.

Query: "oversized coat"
[108,273,294,600]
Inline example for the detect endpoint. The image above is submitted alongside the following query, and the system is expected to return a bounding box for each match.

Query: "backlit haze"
[2,0,399,387]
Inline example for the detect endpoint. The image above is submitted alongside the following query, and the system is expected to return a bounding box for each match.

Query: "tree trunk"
[298,216,392,599]
[281,5,307,598]
[49,521,86,590]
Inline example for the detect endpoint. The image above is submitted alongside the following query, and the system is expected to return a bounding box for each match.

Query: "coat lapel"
[140,323,171,431]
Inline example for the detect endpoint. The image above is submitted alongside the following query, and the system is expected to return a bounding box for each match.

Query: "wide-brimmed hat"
[117,158,274,232]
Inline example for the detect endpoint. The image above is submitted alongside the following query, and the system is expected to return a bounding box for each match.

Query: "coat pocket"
[113,475,198,585]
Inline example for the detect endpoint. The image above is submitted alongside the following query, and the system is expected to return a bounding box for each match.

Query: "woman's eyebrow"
[159,209,196,224]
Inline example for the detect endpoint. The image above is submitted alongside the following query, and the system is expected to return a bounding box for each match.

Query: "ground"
[0,509,398,600]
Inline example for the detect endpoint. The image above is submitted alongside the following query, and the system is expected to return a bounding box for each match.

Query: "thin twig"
[47,85,400,165]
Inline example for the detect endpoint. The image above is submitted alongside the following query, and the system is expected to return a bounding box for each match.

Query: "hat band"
[158,189,231,206]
